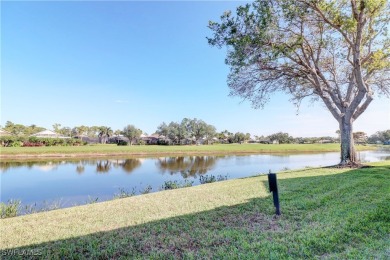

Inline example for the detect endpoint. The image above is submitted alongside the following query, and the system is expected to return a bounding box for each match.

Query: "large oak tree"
[208,0,389,165]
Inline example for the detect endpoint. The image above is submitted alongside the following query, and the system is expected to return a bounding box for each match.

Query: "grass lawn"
[0,143,378,158]
[1,161,389,258]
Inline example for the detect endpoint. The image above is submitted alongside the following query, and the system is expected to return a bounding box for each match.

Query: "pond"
[1,150,389,210]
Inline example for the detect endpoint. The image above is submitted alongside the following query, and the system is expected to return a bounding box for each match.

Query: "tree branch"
[302,1,354,47]
[352,94,373,120]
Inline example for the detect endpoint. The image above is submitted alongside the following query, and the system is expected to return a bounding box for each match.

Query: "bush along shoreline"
[0,136,86,147]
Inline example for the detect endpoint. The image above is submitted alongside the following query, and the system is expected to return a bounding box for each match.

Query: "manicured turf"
[1,161,389,258]
[0,143,377,158]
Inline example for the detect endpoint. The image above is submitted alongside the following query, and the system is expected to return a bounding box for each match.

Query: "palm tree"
[74,125,89,141]
[98,126,112,144]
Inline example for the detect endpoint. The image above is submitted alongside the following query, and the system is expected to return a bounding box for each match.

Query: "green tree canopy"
[157,118,216,145]
[267,132,295,144]
[208,0,390,165]
[122,125,142,145]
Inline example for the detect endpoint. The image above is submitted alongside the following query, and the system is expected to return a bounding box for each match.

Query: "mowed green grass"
[1,161,389,259]
[0,143,377,157]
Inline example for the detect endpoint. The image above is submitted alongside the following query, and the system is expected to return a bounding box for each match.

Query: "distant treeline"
[1,120,389,147]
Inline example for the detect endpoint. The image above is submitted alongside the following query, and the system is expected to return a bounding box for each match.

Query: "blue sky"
[1,1,389,137]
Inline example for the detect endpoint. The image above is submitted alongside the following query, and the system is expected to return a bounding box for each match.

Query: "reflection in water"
[1,161,55,172]
[120,159,141,174]
[95,159,142,174]
[96,161,111,173]
[0,158,144,175]
[34,164,58,172]
[76,165,85,174]
[1,152,389,177]
[156,156,218,178]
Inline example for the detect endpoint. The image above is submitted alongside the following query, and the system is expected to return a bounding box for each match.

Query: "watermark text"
[1,249,42,256]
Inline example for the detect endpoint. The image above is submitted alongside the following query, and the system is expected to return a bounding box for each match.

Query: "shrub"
[0,136,26,147]
[0,200,21,218]
[157,139,170,145]
[199,175,216,184]
[22,141,44,147]
[86,196,99,204]
[216,174,229,181]
[23,203,40,215]
[10,140,23,147]
[113,187,136,199]
[140,185,153,194]
[161,180,194,190]
[0,136,85,147]
[199,174,228,184]
[117,140,128,146]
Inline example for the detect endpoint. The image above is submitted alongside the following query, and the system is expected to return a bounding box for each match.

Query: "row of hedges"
[0,136,87,147]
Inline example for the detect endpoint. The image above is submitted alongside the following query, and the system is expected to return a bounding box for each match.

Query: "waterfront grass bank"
[1,161,389,258]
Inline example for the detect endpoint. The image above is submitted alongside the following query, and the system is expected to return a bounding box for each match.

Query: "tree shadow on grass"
[1,165,389,259]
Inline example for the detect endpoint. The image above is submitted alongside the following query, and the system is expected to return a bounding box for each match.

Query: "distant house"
[384,140,390,145]
[141,134,159,145]
[195,138,206,145]
[201,137,218,145]
[141,134,166,145]
[74,136,99,144]
[31,130,69,139]
[0,129,12,136]
[217,138,229,144]
[108,135,130,144]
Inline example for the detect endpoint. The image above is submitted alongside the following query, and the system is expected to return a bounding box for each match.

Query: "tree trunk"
[339,118,356,165]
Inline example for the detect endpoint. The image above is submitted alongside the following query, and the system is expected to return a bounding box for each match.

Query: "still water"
[1,150,389,208]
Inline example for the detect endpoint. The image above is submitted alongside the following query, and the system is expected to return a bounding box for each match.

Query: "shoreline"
[0,143,380,160]
[0,150,346,159]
